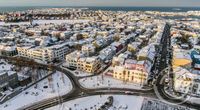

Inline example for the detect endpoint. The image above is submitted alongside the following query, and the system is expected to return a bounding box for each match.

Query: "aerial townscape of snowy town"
[0,7,200,110]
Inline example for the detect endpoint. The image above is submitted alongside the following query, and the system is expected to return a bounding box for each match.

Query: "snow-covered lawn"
[0,71,73,110]
[79,75,142,89]
[46,95,144,110]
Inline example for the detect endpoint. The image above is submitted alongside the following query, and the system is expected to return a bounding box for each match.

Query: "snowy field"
[79,75,142,89]
[46,95,144,110]
[0,71,73,110]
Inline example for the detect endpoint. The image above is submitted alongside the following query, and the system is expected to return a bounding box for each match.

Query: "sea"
[0,6,200,12]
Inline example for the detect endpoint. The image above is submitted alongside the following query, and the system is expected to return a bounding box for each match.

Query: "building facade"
[113,59,151,86]
[17,43,68,63]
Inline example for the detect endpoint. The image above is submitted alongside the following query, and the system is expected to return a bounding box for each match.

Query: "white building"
[17,43,69,63]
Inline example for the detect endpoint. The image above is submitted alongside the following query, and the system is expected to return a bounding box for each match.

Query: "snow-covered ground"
[79,75,142,89]
[46,95,144,110]
[0,71,73,110]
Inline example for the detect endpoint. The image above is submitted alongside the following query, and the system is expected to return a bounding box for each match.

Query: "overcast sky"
[0,0,200,7]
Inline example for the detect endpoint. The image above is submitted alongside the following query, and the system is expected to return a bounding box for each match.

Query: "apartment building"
[65,52,101,73]
[65,51,85,68]
[113,59,151,86]
[84,57,101,73]
[17,43,68,63]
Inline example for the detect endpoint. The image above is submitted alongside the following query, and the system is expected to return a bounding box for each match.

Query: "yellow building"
[77,58,86,71]
[113,66,148,86]
[65,51,85,68]
[84,57,101,73]
[112,59,151,86]
[67,55,101,74]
